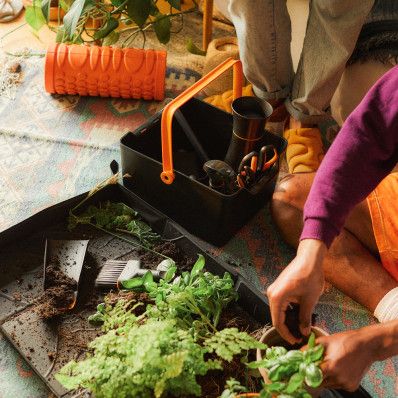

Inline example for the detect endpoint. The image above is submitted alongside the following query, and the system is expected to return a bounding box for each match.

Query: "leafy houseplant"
[56,255,266,397]
[26,0,200,47]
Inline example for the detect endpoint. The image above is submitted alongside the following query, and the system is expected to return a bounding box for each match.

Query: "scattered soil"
[138,241,195,272]
[105,290,153,316]
[4,220,264,397]
[34,286,76,319]
[35,264,77,319]
[45,264,77,290]
[7,62,21,74]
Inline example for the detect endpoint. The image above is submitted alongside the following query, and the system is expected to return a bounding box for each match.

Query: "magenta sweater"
[301,65,398,247]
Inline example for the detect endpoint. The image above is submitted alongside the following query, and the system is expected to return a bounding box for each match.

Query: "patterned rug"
[0,57,397,398]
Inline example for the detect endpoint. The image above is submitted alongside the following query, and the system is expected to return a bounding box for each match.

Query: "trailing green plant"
[26,0,200,48]
[69,200,160,247]
[246,332,324,398]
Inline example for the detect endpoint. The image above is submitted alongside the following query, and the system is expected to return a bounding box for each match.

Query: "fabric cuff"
[300,219,339,248]
[252,85,290,101]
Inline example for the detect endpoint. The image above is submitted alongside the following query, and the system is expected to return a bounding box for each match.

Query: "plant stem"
[111,0,129,14]
[0,23,28,43]
[91,224,171,260]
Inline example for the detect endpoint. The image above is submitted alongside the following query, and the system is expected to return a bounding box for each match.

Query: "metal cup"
[225,96,273,171]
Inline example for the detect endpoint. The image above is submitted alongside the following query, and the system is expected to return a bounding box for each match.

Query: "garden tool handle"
[262,146,278,171]
[160,58,243,184]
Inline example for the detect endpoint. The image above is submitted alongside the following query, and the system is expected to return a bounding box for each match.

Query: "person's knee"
[271,173,314,247]
[272,173,314,209]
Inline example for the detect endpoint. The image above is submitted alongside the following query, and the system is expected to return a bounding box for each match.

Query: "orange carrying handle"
[160,58,243,184]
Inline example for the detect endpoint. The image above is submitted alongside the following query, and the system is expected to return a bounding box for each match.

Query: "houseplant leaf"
[154,13,171,44]
[59,0,73,12]
[25,6,46,31]
[304,363,323,388]
[111,0,124,6]
[186,38,206,56]
[122,277,143,289]
[308,332,315,349]
[41,0,51,22]
[167,0,181,10]
[63,0,93,39]
[103,30,120,46]
[55,26,66,43]
[285,372,304,394]
[127,0,151,28]
[93,17,119,40]
[190,254,205,279]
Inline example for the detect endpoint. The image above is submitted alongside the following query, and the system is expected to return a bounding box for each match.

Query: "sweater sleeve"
[301,66,398,247]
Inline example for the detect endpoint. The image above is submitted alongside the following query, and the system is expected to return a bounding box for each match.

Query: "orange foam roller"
[45,43,167,101]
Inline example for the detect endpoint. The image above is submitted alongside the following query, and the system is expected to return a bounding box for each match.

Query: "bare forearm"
[363,320,398,362]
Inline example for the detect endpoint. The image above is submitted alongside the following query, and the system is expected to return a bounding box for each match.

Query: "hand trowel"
[43,239,89,311]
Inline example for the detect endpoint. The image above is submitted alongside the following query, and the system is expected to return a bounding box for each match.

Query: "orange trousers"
[367,172,398,281]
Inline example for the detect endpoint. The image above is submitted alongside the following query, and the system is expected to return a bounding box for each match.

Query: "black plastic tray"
[0,184,371,398]
[121,98,287,246]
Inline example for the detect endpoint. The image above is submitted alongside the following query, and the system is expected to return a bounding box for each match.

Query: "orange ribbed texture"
[45,43,167,101]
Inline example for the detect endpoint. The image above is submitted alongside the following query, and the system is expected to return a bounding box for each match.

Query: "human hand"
[267,239,326,344]
[316,329,376,391]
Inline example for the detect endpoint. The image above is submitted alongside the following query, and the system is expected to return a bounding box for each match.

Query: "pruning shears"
[237,145,278,188]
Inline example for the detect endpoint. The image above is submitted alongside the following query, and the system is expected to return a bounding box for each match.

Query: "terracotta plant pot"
[256,326,328,398]
[45,43,167,100]
[236,394,260,398]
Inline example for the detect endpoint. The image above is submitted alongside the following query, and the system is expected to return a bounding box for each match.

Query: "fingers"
[299,297,315,337]
[320,361,356,391]
[268,287,300,344]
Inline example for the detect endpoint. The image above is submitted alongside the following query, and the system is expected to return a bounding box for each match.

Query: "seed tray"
[0,184,372,397]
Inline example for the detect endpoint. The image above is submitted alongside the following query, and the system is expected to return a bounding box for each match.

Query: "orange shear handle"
[262,146,278,171]
[160,58,243,184]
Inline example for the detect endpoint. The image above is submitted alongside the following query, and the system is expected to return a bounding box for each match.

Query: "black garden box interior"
[121,98,287,246]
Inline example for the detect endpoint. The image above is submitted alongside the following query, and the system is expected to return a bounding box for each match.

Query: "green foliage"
[56,319,221,398]
[154,13,171,44]
[167,0,181,10]
[63,0,95,40]
[102,30,120,45]
[123,254,238,334]
[247,333,324,397]
[69,201,160,247]
[88,297,145,333]
[186,37,206,56]
[127,0,151,27]
[40,0,51,21]
[56,256,265,398]
[93,17,119,40]
[220,378,248,398]
[26,0,199,47]
[25,6,47,31]
[204,328,266,362]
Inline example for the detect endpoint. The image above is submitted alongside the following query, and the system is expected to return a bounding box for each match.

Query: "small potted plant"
[219,327,326,398]
[25,0,200,47]
[253,327,326,398]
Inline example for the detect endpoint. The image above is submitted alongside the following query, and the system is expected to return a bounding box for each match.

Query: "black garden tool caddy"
[121,58,287,246]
